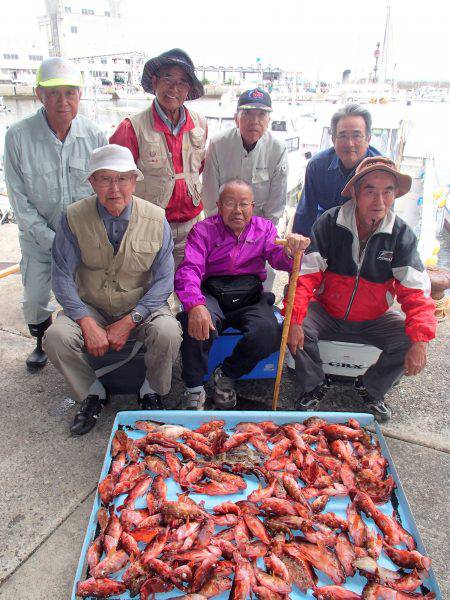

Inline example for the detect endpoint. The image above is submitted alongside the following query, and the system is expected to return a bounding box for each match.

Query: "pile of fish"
[75,417,435,599]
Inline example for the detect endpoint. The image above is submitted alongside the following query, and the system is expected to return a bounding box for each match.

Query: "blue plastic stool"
[204,310,282,381]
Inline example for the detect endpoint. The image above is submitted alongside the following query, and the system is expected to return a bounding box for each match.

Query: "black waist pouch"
[203,274,262,311]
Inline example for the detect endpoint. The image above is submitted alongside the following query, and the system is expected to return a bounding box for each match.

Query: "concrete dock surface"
[0,222,448,599]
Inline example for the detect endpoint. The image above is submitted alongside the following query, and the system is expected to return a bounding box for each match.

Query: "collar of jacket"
[337,199,396,236]
[151,100,194,134]
[96,197,132,222]
[328,146,378,173]
[236,128,269,155]
[36,107,87,142]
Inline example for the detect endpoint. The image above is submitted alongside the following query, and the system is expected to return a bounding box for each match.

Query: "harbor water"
[1,95,449,267]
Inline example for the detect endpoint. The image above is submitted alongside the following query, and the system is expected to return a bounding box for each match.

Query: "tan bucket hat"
[342,156,412,198]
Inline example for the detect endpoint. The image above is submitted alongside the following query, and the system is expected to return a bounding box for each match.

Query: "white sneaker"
[182,388,206,410]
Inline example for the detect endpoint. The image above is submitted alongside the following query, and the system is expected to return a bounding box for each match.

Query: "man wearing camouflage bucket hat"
[3,57,107,371]
[110,48,207,268]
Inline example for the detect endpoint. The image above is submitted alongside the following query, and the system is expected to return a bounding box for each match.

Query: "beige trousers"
[169,214,202,269]
[43,303,181,402]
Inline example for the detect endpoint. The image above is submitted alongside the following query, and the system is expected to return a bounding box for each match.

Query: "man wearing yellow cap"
[3,57,107,371]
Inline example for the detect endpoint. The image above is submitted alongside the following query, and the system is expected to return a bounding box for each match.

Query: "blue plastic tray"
[72,411,442,599]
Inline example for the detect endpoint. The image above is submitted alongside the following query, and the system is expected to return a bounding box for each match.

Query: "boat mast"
[381,3,395,85]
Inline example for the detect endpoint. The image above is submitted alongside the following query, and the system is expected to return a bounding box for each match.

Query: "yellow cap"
[36,57,83,87]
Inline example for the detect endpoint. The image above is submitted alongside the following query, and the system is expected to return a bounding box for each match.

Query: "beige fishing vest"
[129,102,207,212]
[66,195,165,316]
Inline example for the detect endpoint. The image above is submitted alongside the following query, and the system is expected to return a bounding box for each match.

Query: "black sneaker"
[138,393,163,410]
[354,377,391,422]
[295,381,329,411]
[70,395,107,436]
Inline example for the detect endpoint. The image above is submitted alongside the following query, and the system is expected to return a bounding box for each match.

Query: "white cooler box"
[318,341,382,377]
[286,341,381,379]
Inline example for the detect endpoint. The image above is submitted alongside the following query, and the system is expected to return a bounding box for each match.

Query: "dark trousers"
[295,302,411,401]
[178,292,282,388]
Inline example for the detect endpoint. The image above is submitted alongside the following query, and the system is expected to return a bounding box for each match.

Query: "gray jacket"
[3,107,107,257]
[202,127,288,225]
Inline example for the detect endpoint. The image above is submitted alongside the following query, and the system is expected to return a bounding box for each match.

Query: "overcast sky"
[3,0,449,81]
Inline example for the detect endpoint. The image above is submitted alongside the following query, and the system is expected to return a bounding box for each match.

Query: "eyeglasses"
[94,175,135,187]
[157,75,191,91]
[221,200,253,210]
[335,132,366,142]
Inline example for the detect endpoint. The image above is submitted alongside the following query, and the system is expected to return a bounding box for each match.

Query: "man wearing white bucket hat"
[3,57,107,371]
[44,145,181,435]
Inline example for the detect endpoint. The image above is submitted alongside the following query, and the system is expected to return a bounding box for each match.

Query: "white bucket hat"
[85,145,144,181]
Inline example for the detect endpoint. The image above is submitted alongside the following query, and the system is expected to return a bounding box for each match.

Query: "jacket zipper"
[343,238,371,320]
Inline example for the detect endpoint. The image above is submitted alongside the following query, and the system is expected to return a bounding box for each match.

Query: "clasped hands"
[78,315,135,357]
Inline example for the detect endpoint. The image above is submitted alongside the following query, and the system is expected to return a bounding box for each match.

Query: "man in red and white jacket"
[286,156,437,421]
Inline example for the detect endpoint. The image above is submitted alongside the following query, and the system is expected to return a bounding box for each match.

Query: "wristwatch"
[130,310,144,326]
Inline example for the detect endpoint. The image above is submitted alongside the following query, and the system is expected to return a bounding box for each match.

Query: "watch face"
[132,312,143,324]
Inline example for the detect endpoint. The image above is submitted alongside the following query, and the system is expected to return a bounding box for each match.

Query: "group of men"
[4,49,436,436]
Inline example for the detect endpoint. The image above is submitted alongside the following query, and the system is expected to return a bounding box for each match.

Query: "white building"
[0,17,47,84]
[71,51,146,88]
[39,0,129,58]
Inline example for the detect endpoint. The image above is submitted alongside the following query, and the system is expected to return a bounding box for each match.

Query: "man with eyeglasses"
[3,57,107,371]
[43,145,181,435]
[175,179,309,410]
[292,103,381,237]
[203,89,288,224]
[110,48,207,267]
[202,88,288,291]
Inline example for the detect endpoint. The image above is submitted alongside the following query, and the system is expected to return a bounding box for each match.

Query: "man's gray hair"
[218,179,253,200]
[331,103,372,138]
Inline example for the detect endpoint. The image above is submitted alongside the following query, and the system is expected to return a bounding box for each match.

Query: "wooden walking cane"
[272,239,302,410]
[0,263,19,279]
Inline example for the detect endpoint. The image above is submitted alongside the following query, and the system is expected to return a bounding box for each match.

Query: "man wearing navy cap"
[203,88,288,228]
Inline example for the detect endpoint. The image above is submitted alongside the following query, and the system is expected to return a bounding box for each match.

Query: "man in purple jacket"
[175,179,310,410]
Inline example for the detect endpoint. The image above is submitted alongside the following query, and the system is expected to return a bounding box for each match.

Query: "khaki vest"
[66,195,165,316]
[129,102,207,211]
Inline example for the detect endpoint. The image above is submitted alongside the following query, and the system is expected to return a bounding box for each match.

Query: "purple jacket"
[175,214,293,311]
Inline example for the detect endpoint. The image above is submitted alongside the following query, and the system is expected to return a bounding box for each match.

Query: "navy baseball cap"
[237,88,272,111]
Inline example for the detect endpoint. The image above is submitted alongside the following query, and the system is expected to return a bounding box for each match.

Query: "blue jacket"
[292,145,381,236]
